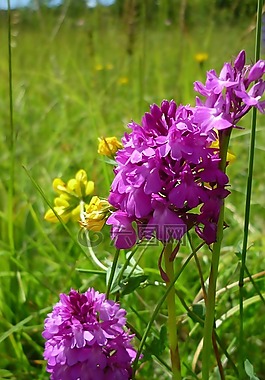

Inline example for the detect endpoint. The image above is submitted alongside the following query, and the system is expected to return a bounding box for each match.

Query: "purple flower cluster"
[43,288,136,380]
[107,51,265,249]
[194,50,265,131]
[107,101,228,248]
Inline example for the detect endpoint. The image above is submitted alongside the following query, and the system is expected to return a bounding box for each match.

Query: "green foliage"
[143,324,168,360]
[0,2,264,379]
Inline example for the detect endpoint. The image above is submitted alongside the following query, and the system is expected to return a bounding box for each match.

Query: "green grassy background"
[0,2,264,379]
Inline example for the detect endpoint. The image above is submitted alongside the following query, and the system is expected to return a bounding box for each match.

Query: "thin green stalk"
[7,0,23,306]
[201,204,224,380]
[188,233,225,379]
[117,246,138,283]
[238,0,263,376]
[164,242,181,380]
[175,288,238,376]
[138,0,146,115]
[202,128,231,380]
[7,0,15,253]
[106,248,120,299]
[244,265,265,304]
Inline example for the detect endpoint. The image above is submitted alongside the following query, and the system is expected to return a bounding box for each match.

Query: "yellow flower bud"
[71,205,81,221]
[44,207,70,223]
[75,169,87,184]
[85,181,95,196]
[98,137,122,157]
[54,197,70,208]
[67,170,94,198]
[52,178,67,194]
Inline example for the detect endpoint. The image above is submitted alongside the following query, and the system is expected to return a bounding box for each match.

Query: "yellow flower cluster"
[44,169,94,223]
[97,136,122,157]
[80,196,111,232]
[94,63,114,71]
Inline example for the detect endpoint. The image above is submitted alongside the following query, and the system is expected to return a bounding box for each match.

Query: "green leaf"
[143,325,167,360]
[106,264,122,293]
[244,359,260,380]
[0,369,15,378]
[120,274,148,296]
[98,157,117,166]
[191,303,206,320]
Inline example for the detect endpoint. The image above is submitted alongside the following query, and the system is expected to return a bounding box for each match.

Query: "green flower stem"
[7,0,15,257]
[164,242,181,380]
[7,0,15,254]
[79,200,107,271]
[106,248,120,299]
[133,242,204,372]
[188,234,225,379]
[202,128,231,380]
[238,0,263,376]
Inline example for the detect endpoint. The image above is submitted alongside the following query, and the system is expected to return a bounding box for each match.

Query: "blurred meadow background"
[0,0,265,378]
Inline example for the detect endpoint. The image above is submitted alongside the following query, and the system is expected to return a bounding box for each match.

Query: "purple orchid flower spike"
[106,51,264,254]
[43,288,137,380]
[107,100,230,249]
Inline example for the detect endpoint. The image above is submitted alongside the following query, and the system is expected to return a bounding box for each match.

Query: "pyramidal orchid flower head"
[107,99,230,249]
[43,288,137,380]
[194,50,265,132]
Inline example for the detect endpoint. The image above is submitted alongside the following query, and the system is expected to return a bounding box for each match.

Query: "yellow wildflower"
[80,196,111,232]
[98,136,123,157]
[44,169,94,223]
[95,63,104,71]
[194,53,208,65]
[117,76,129,85]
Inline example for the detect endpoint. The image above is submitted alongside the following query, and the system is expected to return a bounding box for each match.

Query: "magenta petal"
[234,50,246,71]
[247,60,265,84]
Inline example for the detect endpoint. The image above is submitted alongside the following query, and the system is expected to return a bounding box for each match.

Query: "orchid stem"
[164,242,181,380]
[202,128,231,380]
[238,0,262,377]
